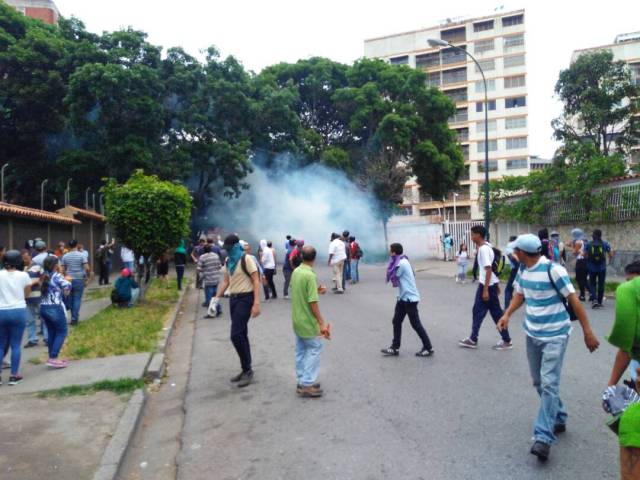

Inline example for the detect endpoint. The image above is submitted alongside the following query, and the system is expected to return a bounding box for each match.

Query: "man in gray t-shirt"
[61,239,90,325]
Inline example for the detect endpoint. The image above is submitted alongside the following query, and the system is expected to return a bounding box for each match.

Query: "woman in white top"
[259,239,278,301]
[0,250,38,385]
[571,228,588,301]
[456,243,470,284]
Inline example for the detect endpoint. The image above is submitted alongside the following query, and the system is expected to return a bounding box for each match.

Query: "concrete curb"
[92,388,146,480]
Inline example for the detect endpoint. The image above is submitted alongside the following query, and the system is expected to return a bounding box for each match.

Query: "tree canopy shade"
[103,171,192,293]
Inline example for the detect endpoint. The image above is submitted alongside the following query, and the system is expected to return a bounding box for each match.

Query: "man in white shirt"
[327,233,346,294]
[120,246,135,272]
[459,225,512,350]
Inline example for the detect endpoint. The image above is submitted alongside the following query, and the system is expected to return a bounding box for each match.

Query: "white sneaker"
[492,341,513,351]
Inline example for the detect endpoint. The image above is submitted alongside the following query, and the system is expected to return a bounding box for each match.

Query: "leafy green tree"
[103,171,192,296]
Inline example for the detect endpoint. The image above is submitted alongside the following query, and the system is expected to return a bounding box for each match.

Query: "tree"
[103,171,192,297]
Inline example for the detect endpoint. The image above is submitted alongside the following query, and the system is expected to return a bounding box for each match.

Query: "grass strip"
[37,377,145,398]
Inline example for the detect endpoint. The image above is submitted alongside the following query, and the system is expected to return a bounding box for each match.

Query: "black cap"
[223,234,240,249]
[3,250,23,269]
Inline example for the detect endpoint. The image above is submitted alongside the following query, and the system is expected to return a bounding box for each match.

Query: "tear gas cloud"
[207,157,387,259]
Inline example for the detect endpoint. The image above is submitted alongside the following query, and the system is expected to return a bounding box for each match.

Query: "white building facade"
[571,32,640,167]
[364,9,529,221]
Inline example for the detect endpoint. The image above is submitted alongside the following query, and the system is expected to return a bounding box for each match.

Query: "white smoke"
[208,158,387,259]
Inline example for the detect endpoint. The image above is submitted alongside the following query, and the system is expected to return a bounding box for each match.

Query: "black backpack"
[589,240,606,265]
[491,247,505,276]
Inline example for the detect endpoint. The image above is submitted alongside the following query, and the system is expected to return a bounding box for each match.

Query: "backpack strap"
[546,263,577,320]
[240,254,251,278]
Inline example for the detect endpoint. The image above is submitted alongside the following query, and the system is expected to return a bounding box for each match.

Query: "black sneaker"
[24,340,38,348]
[415,348,434,357]
[530,441,550,462]
[380,347,399,356]
[8,375,23,386]
[237,370,254,388]
[230,372,244,383]
[554,423,566,434]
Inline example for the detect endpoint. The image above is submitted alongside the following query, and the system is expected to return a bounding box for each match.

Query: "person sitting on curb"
[111,268,139,308]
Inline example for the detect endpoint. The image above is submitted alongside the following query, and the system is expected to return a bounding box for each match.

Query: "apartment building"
[571,32,640,167]
[364,9,529,221]
[4,0,59,25]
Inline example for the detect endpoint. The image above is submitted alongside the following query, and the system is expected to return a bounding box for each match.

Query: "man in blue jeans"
[497,234,599,462]
[459,225,512,350]
[61,240,90,326]
[585,229,614,309]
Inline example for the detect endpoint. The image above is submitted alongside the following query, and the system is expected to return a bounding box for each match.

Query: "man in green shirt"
[290,245,329,398]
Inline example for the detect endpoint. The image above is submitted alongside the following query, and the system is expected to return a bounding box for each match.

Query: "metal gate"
[443,220,485,255]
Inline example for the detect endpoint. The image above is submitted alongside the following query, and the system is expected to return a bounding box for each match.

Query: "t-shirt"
[444,237,453,248]
[0,269,31,310]
[396,258,420,302]
[261,248,276,269]
[514,257,575,340]
[41,271,71,306]
[198,252,222,286]
[120,247,135,263]
[328,239,347,265]
[32,252,49,267]
[586,240,611,272]
[223,255,258,294]
[290,263,320,338]
[477,243,499,286]
[457,251,469,265]
[61,250,88,280]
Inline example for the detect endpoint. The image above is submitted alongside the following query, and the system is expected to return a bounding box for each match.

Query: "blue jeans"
[526,334,569,444]
[70,279,85,324]
[123,261,134,272]
[351,259,360,283]
[26,300,47,343]
[471,284,510,343]
[204,284,222,314]
[588,269,606,304]
[295,335,323,387]
[40,304,68,359]
[0,308,27,375]
[457,263,468,282]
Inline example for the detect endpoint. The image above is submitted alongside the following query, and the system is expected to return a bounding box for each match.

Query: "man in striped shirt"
[198,244,223,317]
[497,234,599,462]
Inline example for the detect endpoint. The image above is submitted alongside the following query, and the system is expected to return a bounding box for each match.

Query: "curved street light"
[428,38,491,237]
[65,179,72,206]
[40,179,49,211]
[1,163,8,203]
[85,187,91,209]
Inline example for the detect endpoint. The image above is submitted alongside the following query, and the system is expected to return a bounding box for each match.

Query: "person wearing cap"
[214,234,261,388]
[497,233,599,462]
[32,240,48,268]
[459,225,512,350]
[112,268,139,307]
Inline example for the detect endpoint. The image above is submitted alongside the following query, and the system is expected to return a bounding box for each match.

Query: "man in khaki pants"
[327,233,346,294]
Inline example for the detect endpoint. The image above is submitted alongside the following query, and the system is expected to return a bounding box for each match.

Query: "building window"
[505,96,526,109]
[504,54,525,68]
[476,59,495,73]
[473,20,494,32]
[444,87,468,103]
[474,39,494,55]
[449,107,468,123]
[504,75,526,88]
[441,46,467,65]
[426,71,441,87]
[390,55,409,65]
[477,140,498,153]
[504,33,525,51]
[507,158,528,169]
[475,100,496,112]
[442,67,467,85]
[475,79,496,93]
[476,120,497,133]
[441,27,466,43]
[478,160,499,172]
[416,52,440,68]
[630,62,640,86]
[455,128,469,142]
[506,136,528,149]
[505,116,527,129]
[502,14,524,27]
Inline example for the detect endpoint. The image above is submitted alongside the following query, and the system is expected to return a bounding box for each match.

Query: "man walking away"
[342,230,351,289]
[32,240,48,268]
[191,239,206,289]
[290,245,330,398]
[497,234,599,462]
[504,236,520,309]
[328,233,346,294]
[97,239,115,285]
[61,240,90,326]
[444,234,453,261]
[175,241,187,291]
[260,240,277,300]
[571,228,588,301]
[214,235,261,388]
[586,229,613,309]
[349,236,362,284]
[283,238,296,299]
[198,244,223,317]
[459,225,512,350]
[381,243,434,357]
[120,245,135,273]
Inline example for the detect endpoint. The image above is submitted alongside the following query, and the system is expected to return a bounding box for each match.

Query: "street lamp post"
[453,192,459,223]
[85,187,91,209]
[1,163,8,203]
[40,179,48,211]
[65,179,72,206]
[428,38,491,238]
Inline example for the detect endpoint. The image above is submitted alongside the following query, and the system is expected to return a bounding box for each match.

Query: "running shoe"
[8,375,23,385]
[458,338,478,349]
[492,341,513,351]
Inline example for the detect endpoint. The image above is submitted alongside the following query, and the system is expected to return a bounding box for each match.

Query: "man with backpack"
[459,225,512,351]
[497,234,599,462]
[213,235,261,388]
[349,236,362,284]
[586,229,614,309]
[282,238,296,299]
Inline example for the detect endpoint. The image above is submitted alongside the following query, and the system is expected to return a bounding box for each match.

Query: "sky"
[54,0,640,159]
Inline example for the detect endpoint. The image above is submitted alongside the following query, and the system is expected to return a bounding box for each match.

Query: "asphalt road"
[176,263,619,480]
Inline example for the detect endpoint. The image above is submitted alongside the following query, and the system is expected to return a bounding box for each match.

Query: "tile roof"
[57,205,106,222]
[0,202,81,225]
